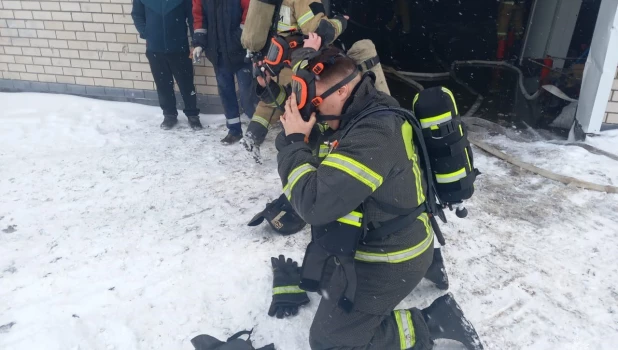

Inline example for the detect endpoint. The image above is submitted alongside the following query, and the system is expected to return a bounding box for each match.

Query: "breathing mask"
[290,50,359,121]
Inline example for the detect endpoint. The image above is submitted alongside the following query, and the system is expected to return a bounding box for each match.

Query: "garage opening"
[332,0,603,135]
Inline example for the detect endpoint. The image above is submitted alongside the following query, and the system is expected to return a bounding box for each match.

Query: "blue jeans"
[214,57,257,135]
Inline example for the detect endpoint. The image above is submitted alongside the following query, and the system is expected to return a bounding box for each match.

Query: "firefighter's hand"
[281,93,316,137]
[255,61,272,87]
[303,33,322,51]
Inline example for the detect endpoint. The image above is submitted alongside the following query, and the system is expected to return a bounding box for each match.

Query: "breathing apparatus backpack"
[241,0,282,53]
[412,87,480,218]
[337,87,479,244]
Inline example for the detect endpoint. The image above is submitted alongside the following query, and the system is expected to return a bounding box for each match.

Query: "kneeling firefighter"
[239,0,348,162]
[190,38,482,350]
[271,36,483,349]
[249,37,454,291]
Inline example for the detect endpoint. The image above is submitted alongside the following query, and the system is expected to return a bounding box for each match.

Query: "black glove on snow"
[191,330,275,350]
[268,255,310,318]
[192,30,207,49]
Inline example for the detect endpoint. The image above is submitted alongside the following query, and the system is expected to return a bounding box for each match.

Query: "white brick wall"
[605,67,618,124]
[0,1,216,93]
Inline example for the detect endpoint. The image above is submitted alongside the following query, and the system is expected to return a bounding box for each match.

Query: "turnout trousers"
[245,67,293,145]
[309,240,434,350]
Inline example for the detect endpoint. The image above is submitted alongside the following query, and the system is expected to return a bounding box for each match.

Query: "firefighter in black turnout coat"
[267,35,484,349]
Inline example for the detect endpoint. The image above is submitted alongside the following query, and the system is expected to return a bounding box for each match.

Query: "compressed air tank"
[241,0,279,52]
[347,39,391,95]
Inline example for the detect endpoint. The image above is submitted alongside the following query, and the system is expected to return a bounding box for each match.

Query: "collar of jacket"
[337,72,399,129]
[142,0,184,15]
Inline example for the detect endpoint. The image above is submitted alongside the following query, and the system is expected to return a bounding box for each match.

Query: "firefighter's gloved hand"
[268,255,309,319]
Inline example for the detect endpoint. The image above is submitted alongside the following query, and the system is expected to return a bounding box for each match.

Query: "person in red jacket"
[192,0,258,144]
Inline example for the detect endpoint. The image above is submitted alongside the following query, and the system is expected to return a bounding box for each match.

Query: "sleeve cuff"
[286,133,306,143]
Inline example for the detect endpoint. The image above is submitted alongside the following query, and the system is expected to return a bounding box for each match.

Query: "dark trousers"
[309,244,434,349]
[214,55,257,135]
[146,51,199,118]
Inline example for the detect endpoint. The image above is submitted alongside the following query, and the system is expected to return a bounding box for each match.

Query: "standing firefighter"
[239,0,348,162]
[273,37,483,349]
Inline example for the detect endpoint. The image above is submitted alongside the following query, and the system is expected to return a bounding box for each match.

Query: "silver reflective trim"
[398,310,413,348]
[322,155,382,191]
[227,117,241,125]
[419,112,452,128]
[355,231,433,263]
[435,168,467,184]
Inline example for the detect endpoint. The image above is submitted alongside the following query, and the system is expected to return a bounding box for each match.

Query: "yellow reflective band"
[435,167,466,184]
[278,23,298,32]
[412,93,420,110]
[412,156,425,204]
[441,87,459,115]
[322,154,383,192]
[332,19,342,35]
[273,285,305,295]
[252,115,270,129]
[284,163,316,199]
[420,111,452,129]
[402,122,425,204]
[402,122,414,160]
[406,310,416,348]
[292,60,303,73]
[464,147,472,172]
[297,10,315,27]
[318,123,330,133]
[355,214,433,263]
[395,310,415,349]
[318,144,329,158]
[337,211,363,227]
[269,88,286,107]
[459,124,464,136]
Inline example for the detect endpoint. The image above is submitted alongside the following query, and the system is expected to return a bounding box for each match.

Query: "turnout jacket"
[272,0,346,43]
[276,75,434,263]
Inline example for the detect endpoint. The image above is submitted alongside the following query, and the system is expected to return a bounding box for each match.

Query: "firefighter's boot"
[421,293,484,350]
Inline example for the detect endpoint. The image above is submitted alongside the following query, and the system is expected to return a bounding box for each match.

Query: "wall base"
[0,79,225,115]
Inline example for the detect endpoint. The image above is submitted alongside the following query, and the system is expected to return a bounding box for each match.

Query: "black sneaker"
[424,248,449,290]
[221,132,242,144]
[422,293,484,350]
[160,116,178,130]
[188,116,203,130]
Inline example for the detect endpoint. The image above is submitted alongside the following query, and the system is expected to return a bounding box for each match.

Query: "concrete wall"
[604,67,618,124]
[0,0,223,113]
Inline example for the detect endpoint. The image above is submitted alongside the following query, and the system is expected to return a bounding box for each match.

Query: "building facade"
[0,0,224,113]
[0,0,617,126]
[605,68,618,124]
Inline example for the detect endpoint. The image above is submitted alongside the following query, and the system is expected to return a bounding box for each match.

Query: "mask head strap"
[311,68,359,108]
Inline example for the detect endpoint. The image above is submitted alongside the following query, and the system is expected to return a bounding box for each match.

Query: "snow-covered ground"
[1,92,617,350]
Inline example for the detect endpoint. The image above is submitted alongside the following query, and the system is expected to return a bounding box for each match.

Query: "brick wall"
[605,67,618,124]
[0,0,222,113]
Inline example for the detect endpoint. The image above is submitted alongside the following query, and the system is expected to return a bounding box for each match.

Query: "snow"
[1,92,618,350]
[587,129,618,155]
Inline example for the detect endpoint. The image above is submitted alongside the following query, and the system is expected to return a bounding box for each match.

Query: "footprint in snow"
[2,225,17,233]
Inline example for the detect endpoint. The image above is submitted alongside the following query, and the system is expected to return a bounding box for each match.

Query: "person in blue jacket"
[132,0,202,130]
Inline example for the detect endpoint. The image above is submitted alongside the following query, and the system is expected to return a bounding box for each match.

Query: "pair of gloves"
[268,255,310,318]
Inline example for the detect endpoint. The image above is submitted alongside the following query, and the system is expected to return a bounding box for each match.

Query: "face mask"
[291,61,358,121]
[261,34,305,76]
